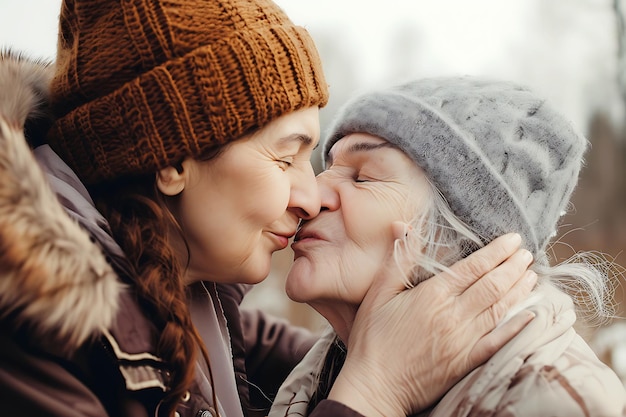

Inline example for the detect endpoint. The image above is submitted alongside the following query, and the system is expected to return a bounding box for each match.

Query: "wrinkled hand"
[328,228,537,417]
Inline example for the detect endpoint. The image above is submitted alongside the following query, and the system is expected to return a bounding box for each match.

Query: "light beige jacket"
[270,283,626,417]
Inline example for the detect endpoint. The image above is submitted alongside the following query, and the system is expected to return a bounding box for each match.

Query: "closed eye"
[278,157,294,170]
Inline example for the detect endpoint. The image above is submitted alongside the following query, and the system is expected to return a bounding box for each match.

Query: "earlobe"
[156,165,186,196]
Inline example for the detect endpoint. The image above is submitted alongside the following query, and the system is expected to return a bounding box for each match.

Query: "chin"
[284,282,303,302]
[284,263,317,303]
[284,286,309,303]
[233,257,273,285]
[244,267,272,285]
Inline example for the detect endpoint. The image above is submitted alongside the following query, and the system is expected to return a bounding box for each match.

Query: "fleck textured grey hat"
[324,76,587,260]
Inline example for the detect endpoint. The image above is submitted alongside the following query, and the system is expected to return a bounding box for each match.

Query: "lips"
[273,230,296,240]
[267,231,294,250]
[270,219,298,241]
[294,225,324,242]
[266,223,298,250]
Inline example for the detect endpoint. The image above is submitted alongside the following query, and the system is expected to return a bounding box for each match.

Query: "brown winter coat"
[0,52,357,417]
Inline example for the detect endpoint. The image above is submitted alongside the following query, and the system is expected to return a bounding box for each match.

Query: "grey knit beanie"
[324,76,587,261]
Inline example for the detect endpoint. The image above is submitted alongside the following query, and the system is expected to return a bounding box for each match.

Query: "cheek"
[336,246,379,303]
[339,193,405,299]
[342,194,398,250]
[241,171,291,222]
[196,169,289,230]
[353,181,416,234]
[307,234,387,305]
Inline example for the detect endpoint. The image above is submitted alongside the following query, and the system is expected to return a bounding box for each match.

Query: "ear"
[156,165,186,196]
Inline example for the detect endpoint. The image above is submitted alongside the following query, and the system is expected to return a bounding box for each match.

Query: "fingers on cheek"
[470,248,533,302]
[459,243,530,286]
[492,233,522,260]
[479,271,509,301]
[461,253,493,280]
[487,299,510,324]
[510,248,533,269]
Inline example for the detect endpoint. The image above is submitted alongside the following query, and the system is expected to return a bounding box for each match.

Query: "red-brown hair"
[92,175,216,417]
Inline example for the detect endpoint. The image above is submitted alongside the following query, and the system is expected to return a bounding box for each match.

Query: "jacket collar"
[33,145,133,276]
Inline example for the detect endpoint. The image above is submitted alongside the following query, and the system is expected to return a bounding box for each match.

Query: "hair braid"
[93,176,216,417]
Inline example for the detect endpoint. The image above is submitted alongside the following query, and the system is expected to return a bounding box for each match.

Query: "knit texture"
[324,77,587,260]
[47,0,329,184]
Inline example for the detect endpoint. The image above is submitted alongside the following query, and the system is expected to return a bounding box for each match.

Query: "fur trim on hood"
[0,50,123,352]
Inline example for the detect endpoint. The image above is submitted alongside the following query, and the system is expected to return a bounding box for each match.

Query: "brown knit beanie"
[46,0,329,184]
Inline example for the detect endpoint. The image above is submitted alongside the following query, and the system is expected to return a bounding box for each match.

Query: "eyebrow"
[278,133,313,147]
[326,140,395,165]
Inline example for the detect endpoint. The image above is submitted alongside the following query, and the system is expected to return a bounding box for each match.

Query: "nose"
[288,162,321,220]
[316,170,340,212]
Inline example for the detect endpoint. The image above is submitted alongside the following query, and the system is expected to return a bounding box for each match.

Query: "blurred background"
[2,0,625,385]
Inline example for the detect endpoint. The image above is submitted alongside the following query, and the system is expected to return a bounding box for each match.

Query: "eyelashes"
[277,156,295,170]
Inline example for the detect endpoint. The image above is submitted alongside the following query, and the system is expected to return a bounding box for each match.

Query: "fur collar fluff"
[0,50,122,352]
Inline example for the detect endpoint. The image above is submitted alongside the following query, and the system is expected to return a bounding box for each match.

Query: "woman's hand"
[327,230,537,417]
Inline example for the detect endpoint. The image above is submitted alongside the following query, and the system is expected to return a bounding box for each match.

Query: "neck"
[310,301,359,345]
[163,219,197,286]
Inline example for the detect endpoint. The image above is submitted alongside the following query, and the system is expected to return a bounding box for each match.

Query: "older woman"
[270,76,626,417]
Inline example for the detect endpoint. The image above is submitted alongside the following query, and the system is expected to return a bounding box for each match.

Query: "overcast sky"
[0,0,622,133]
